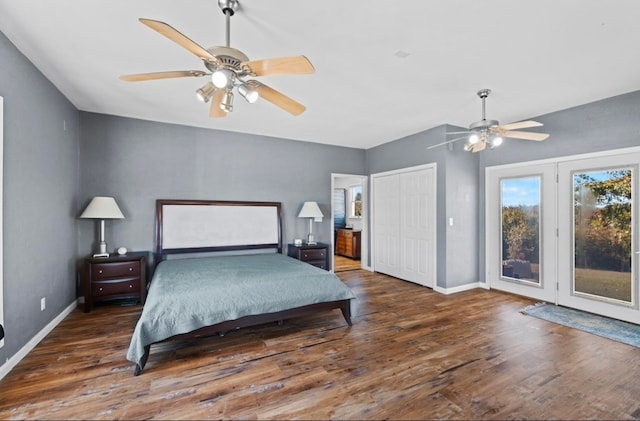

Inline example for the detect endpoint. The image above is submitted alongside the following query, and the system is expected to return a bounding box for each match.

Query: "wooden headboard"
[155,200,283,260]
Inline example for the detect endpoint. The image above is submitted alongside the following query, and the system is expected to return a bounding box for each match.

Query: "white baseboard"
[434,281,488,295]
[0,300,77,381]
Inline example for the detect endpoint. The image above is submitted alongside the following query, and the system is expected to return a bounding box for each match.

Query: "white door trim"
[0,96,4,349]
[331,173,370,272]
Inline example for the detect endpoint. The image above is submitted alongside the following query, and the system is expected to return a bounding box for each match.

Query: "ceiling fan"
[119,0,314,118]
[428,89,550,153]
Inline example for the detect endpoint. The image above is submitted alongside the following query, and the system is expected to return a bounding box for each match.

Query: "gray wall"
[0,31,79,362]
[78,112,366,267]
[365,125,479,289]
[477,90,640,282]
[444,135,479,288]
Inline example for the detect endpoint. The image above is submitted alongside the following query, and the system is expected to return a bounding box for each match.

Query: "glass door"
[558,154,639,323]
[486,163,556,302]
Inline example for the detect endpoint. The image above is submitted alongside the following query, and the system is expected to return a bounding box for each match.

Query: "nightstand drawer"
[93,278,141,297]
[308,261,327,270]
[301,248,326,261]
[287,243,329,271]
[92,261,140,279]
[83,252,148,312]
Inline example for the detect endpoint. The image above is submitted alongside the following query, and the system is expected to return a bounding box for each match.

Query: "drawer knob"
[98,270,103,274]
[129,267,133,271]
[99,287,103,291]
[129,284,133,288]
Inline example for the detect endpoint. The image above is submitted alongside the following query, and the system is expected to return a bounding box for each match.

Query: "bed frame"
[133,199,352,375]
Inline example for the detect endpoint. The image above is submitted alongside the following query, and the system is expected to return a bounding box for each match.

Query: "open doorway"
[331,173,368,273]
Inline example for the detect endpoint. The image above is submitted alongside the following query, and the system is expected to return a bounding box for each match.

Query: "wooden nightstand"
[83,251,148,313]
[287,242,329,270]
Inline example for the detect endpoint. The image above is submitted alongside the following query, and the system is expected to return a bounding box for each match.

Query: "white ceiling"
[1,0,639,149]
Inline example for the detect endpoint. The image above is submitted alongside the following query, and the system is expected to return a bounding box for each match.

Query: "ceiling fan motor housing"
[205,46,249,73]
[469,119,499,131]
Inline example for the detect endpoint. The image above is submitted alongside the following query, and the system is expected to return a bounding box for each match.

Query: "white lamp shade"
[80,196,125,219]
[298,201,324,219]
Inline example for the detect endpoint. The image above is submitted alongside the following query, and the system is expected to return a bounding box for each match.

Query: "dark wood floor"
[2,270,640,420]
[334,254,361,272]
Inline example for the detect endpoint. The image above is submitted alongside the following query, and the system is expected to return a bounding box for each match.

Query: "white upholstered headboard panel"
[156,200,283,258]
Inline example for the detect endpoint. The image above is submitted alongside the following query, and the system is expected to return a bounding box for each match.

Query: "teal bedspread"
[126,253,355,366]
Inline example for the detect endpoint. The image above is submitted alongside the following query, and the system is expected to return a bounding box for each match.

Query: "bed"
[126,199,355,375]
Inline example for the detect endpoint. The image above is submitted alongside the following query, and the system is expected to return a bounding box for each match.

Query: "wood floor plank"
[2,270,640,419]
[334,255,361,272]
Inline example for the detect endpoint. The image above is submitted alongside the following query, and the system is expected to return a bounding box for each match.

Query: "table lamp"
[298,201,323,245]
[80,196,125,258]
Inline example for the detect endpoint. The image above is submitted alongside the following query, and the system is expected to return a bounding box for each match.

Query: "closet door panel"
[373,174,401,278]
[400,168,434,287]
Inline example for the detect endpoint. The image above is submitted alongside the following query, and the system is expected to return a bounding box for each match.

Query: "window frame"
[349,185,363,218]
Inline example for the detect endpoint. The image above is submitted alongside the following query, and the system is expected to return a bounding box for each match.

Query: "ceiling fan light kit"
[196,81,216,103]
[221,89,234,112]
[211,68,235,89]
[119,0,315,118]
[237,82,259,103]
[427,88,550,153]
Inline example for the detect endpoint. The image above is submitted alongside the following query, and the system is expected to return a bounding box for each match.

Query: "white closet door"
[400,168,435,287]
[372,164,436,287]
[373,174,401,278]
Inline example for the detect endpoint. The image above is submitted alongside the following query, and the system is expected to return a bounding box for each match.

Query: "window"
[500,176,541,284]
[350,185,362,218]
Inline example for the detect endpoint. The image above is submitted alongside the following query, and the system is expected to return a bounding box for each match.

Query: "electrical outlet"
[41,297,46,311]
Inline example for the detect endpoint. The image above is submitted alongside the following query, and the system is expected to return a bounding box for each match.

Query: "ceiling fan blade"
[472,141,486,153]
[498,120,543,131]
[242,56,315,77]
[119,70,207,82]
[426,136,468,150]
[501,130,550,141]
[209,89,227,118]
[251,81,306,116]
[446,131,473,136]
[139,18,221,65]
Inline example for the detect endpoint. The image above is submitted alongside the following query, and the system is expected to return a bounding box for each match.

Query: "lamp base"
[307,233,317,245]
[93,239,109,258]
